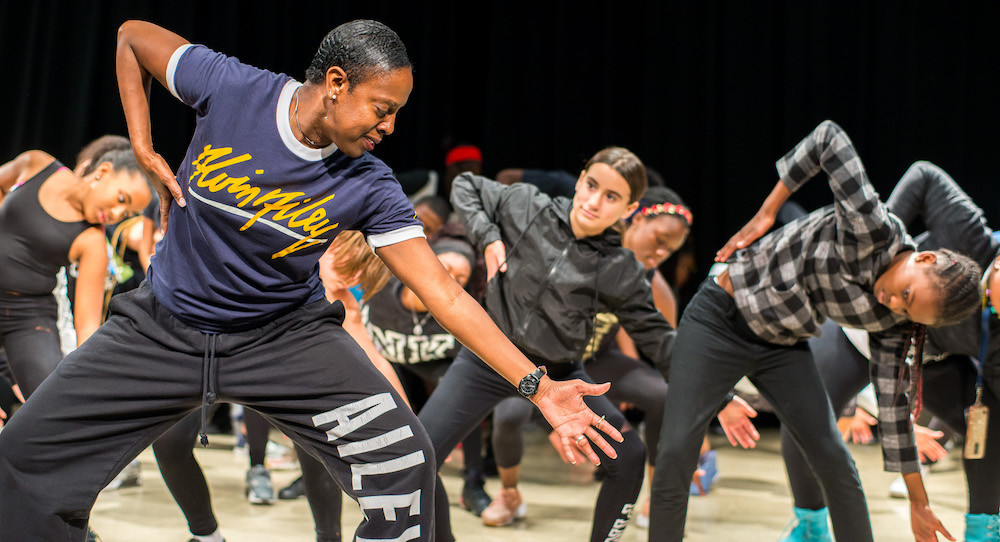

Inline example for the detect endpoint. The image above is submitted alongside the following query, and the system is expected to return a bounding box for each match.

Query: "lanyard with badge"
[966,285,994,459]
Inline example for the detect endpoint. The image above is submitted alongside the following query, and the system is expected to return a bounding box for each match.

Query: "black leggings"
[491,345,665,469]
[784,321,1000,515]
[244,408,270,467]
[153,401,346,541]
[583,346,665,465]
[393,359,486,483]
[0,293,64,399]
[418,347,646,542]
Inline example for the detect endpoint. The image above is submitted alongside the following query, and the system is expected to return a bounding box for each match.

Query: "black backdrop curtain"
[2,1,998,276]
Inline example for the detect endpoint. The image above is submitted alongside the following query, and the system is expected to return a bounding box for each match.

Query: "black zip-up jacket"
[451,173,675,375]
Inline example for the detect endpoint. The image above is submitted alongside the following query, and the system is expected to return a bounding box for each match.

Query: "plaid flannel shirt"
[728,120,920,473]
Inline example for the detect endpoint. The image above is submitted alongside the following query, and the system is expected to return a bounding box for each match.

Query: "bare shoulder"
[69,226,109,264]
[0,150,57,194]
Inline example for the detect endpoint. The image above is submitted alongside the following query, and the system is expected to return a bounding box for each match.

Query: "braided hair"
[897,323,928,418]
[897,248,980,416]
[927,248,982,327]
[305,20,412,87]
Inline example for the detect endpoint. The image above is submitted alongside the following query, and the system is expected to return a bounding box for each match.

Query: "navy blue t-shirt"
[149,44,423,332]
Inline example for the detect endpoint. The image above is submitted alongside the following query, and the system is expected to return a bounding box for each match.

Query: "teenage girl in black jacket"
[418,147,675,542]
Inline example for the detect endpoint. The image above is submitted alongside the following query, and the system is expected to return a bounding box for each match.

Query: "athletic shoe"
[278,475,305,500]
[481,486,526,527]
[102,458,142,491]
[264,440,297,470]
[634,499,650,529]
[778,507,832,541]
[460,481,492,516]
[964,513,1000,542]
[245,465,275,505]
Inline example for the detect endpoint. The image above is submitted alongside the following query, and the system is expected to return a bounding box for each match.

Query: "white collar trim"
[276,81,338,161]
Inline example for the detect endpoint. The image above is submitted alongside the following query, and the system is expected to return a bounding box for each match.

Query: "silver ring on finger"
[575,434,587,444]
[595,415,606,427]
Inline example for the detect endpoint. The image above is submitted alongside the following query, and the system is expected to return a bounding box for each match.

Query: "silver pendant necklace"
[410,310,433,336]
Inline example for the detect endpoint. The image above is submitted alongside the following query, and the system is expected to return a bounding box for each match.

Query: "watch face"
[519,377,539,396]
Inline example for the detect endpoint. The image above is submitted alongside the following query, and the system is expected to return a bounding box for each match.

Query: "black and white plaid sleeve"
[868,329,920,473]
[775,121,898,259]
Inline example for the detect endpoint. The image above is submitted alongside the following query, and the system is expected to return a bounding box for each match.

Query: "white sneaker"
[634,499,650,529]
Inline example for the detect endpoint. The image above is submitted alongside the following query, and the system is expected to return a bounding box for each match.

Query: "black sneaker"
[460,481,492,516]
[278,475,306,500]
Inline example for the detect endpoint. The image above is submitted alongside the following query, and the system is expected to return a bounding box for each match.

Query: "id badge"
[965,402,990,460]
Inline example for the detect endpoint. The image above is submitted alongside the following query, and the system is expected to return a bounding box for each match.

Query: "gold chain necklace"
[294,87,322,148]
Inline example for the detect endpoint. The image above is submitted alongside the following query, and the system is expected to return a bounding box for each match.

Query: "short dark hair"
[305,20,412,87]
[414,195,451,221]
[583,147,647,204]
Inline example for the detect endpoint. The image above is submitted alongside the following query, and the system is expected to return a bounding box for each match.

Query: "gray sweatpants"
[0,282,435,541]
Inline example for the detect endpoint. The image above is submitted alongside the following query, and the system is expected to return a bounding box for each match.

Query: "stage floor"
[88,426,969,541]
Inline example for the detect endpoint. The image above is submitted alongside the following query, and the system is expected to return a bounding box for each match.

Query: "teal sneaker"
[778,507,832,541]
[965,513,1000,542]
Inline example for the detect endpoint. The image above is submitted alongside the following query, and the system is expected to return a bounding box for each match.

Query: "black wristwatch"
[517,366,547,398]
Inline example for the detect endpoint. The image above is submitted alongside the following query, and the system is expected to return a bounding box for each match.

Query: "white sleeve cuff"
[366,225,426,251]
[165,43,195,101]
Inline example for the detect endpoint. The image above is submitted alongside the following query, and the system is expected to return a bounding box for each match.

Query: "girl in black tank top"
[0,149,151,399]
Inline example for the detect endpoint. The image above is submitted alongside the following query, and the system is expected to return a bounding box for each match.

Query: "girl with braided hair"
[649,121,981,542]
[779,160,1000,541]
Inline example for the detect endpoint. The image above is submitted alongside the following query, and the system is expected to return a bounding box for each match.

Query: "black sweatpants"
[0,283,435,541]
[418,347,646,542]
[394,358,487,483]
[650,279,872,542]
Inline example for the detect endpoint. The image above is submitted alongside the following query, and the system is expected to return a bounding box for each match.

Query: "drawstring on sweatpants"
[199,333,219,447]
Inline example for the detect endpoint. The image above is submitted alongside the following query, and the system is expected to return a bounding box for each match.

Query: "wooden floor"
[87,426,970,541]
